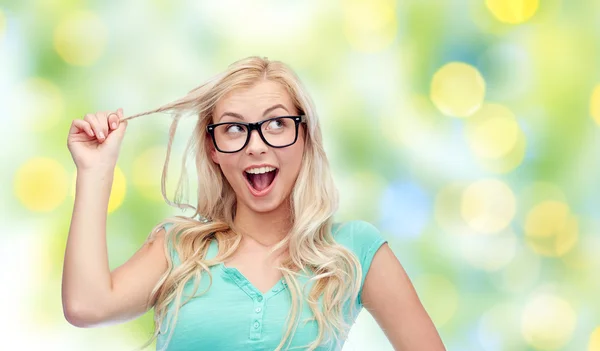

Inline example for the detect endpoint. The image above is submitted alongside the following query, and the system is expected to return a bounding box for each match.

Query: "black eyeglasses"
[207,115,306,153]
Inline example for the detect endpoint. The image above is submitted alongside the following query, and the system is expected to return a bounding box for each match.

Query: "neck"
[233,200,293,247]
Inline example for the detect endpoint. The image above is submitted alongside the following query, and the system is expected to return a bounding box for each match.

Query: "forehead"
[214,80,295,120]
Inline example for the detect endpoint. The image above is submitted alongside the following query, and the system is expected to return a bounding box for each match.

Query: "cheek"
[281,145,305,175]
[215,155,239,180]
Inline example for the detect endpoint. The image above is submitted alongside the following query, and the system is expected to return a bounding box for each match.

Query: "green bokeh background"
[1,1,599,350]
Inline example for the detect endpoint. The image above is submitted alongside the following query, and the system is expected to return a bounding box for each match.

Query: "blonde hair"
[126,57,362,351]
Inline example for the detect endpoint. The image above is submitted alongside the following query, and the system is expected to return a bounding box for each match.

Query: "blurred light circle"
[343,0,397,52]
[519,182,567,211]
[591,84,600,126]
[521,294,576,350]
[107,166,126,213]
[53,11,107,66]
[14,158,69,212]
[430,62,486,118]
[461,179,516,234]
[590,327,600,351]
[485,0,539,24]
[132,147,168,202]
[459,229,517,272]
[477,128,526,174]
[70,166,126,213]
[466,104,521,159]
[11,78,65,132]
[413,275,458,327]
[524,201,579,257]
[435,183,478,236]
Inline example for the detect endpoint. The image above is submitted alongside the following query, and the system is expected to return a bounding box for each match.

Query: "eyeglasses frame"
[206,115,307,153]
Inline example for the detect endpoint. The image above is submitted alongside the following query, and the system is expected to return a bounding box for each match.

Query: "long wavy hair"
[124,57,362,351]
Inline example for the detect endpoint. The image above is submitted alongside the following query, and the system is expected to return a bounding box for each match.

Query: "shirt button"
[255,307,262,313]
[253,321,260,329]
[257,295,263,302]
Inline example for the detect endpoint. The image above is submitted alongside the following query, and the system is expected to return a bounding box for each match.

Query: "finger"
[71,119,95,137]
[84,113,105,142]
[108,111,120,131]
[98,111,110,140]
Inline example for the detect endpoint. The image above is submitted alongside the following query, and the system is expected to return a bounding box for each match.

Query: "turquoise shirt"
[156,220,387,351]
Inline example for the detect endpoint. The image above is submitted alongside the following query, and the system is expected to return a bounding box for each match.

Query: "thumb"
[106,119,128,145]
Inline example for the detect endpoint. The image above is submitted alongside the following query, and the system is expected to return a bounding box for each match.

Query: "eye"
[225,124,245,133]
[266,118,285,130]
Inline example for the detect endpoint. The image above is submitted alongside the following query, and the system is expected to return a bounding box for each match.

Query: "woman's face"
[210,80,305,214]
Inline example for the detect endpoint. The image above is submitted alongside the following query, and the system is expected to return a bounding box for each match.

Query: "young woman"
[62,57,446,351]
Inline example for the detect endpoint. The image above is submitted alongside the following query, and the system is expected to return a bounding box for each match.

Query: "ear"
[204,133,219,164]
[207,138,220,164]
[210,147,219,164]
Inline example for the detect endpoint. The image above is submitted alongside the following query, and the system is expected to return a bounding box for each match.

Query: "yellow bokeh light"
[343,0,397,52]
[520,182,566,212]
[108,166,126,213]
[461,179,516,234]
[12,78,65,132]
[14,158,69,212]
[524,201,579,257]
[466,103,520,159]
[591,84,600,126]
[589,327,600,351]
[434,183,477,236]
[485,0,539,24]
[521,294,576,350]
[413,275,458,327]
[132,146,169,202]
[70,166,126,213]
[54,11,107,66]
[430,62,486,118]
[477,127,526,174]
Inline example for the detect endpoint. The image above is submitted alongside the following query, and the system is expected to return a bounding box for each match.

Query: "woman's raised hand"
[67,108,128,171]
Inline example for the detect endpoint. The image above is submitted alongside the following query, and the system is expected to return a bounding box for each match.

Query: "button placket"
[249,294,265,340]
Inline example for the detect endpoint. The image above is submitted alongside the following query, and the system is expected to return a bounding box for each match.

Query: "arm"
[61,168,169,327]
[361,243,446,351]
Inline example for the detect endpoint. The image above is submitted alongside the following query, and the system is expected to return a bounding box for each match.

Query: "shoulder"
[331,220,387,272]
[332,220,386,252]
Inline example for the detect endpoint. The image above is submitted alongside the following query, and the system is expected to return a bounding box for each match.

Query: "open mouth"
[244,166,279,195]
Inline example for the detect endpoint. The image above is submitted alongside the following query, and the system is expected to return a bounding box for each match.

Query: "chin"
[240,185,291,215]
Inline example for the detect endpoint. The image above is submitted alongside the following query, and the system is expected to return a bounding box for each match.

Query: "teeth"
[245,166,276,174]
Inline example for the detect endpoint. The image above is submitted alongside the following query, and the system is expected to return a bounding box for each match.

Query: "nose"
[245,129,268,155]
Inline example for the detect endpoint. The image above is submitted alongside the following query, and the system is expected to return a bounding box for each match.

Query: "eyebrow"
[218,104,290,122]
